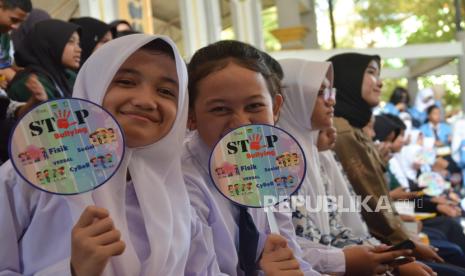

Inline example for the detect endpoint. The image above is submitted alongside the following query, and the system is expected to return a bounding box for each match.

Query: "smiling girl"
[277,58,418,275]
[183,40,316,276]
[0,34,217,275]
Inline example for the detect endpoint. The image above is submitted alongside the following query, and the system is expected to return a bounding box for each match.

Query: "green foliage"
[353,0,464,108]
[419,75,462,107]
[354,0,464,43]
[381,78,407,103]
[443,89,462,108]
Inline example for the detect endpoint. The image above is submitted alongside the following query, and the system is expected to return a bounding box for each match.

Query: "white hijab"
[400,129,423,181]
[318,150,370,237]
[389,153,410,188]
[277,58,332,235]
[414,88,435,113]
[451,117,465,163]
[69,34,191,275]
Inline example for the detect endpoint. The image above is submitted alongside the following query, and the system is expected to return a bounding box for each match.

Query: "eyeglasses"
[318,88,336,101]
[423,96,433,103]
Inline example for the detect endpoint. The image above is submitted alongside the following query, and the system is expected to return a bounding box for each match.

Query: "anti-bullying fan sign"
[9,98,125,195]
[209,124,306,233]
[417,171,450,197]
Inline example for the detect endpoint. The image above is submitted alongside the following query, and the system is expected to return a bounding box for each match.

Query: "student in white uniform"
[277,58,421,276]
[183,40,322,275]
[316,128,375,243]
[0,34,219,275]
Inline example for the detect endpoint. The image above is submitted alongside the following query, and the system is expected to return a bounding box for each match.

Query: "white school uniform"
[277,59,346,274]
[0,34,219,275]
[182,131,324,276]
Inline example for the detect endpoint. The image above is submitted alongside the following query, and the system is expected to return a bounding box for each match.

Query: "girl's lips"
[121,111,154,123]
[125,113,151,122]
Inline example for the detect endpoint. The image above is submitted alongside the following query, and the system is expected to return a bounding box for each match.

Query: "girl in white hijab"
[0,34,217,275]
[277,59,333,243]
[277,58,413,275]
[317,129,374,243]
[412,88,435,124]
[184,40,320,276]
[399,130,428,183]
[70,34,192,276]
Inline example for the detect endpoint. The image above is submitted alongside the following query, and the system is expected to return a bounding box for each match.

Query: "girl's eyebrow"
[246,94,266,100]
[160,76,179,87]
[205,94,265,105]
[116,68,140,76]
[205,98,227,105]
[115,68,179,87]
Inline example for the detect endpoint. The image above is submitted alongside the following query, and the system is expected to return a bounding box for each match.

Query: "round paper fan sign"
[418,172,450,197]
[209,124,306,208]
[9,98,125,195]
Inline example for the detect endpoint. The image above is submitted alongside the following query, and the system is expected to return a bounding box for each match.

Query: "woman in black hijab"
[374,114,401,142]
[69,17,115,67]
[330,53,381,128]
[7,19,81,101]
[109,19,132,34]
[329,53,465,275]
[10,8,50,51]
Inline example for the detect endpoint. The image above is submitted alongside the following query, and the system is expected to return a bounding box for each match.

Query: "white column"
[406,59,419,104]
[78,0,100,18]
[204,0,222,43]
[272,0,309,49]
[78,0,118,22]
[179,0,222,58]
[300,0,319,48]
[276,0,300,27]
[407,77,419,105]
[457,31,465,111]
[230,0,264,50]
[101,0,119,23]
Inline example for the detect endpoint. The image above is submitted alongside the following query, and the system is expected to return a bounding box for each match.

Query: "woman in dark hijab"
[7,19,81,101]
[374,114,401,142]
[10,8,50,51]
[69,17,115,67]
[329,53,465,275]
[109,19,132,32]
[330,53,381,128]
[109,19,133,37]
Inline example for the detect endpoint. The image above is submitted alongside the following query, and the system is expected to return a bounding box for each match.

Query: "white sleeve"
[273,210,324,276]
[185,208,227,276]
[0,162,31,274]
[0,161,73,276]
[297,236,346,275]
[6,100,25,119]
[34,259,72,276]
[182,166,227,275]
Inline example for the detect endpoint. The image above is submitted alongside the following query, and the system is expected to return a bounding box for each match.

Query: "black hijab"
[69,17,115,66]
[14,19,80,97]
[11,9,50,51]
[374,114,398,142]
[374,114,406,142]
[328,53,381,128]
[109,19,132,31]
